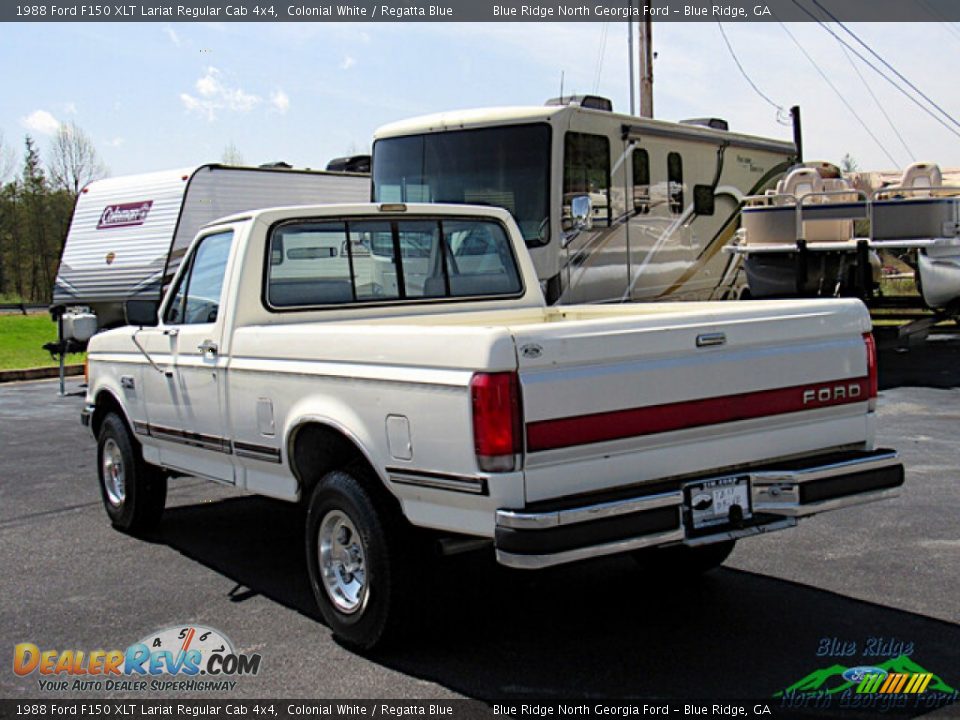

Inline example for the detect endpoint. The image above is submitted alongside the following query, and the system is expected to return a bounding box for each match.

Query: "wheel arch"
[286,416,397,507]
[91,387,136,440]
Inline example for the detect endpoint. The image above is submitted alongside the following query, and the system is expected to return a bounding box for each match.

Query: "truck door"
[145,230,235,483]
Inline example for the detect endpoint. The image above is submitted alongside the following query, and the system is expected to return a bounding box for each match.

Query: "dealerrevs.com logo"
[97,200,152,229]
[13,625,262,693]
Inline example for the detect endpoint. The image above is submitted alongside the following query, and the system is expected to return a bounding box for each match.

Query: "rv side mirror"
[125,299,159,327]
[571,195,593,231]
[693,185,715,216]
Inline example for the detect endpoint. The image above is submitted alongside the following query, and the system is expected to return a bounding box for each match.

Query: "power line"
[788,0,960,142]
[778,22,900,167]
[716,23,785,116]
[917,0,960,43]
[808,0,960,131]
[837,42,914,163]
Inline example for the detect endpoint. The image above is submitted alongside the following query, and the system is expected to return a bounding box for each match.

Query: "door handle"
[163,327,179,337]
[197,340,218,355]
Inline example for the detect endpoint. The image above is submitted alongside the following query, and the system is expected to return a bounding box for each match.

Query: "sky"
[2,20,959,181]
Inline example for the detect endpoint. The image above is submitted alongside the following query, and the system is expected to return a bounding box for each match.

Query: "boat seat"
[822,177,858,200]
[781,168,824,204]
[801,177,856,242]
[900,162,942,197]
[808,160,842,180]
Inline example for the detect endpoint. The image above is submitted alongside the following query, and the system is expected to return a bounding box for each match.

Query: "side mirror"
[125,299,159,327]
[693,184,715,216]
[570,195,593,231]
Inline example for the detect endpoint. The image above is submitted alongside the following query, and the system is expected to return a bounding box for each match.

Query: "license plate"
[686,476,752,529]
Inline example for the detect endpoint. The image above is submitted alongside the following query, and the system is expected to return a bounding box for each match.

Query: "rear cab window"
[264,217,523,310]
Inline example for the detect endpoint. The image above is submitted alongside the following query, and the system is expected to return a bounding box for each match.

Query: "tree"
[221,142,244,166]
[48,122,107,197]
[840,153,860,173]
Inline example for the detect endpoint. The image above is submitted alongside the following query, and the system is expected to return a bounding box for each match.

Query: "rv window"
[632,147,650,215]
[563,132,611,230]
[265,218,523,309]
[667,152,684,215]
[165,231,234,325]
[372,124,551,247]
[693,184,715,216]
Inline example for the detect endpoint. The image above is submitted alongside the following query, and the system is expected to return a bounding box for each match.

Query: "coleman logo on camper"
[97,201,153,229]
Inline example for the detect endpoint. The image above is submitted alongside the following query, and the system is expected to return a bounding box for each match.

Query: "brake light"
[863,332,878,400]
[470,372,522,472]
[84,357,89,385]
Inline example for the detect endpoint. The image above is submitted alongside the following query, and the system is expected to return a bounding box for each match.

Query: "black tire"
[305,467,415,650]
[97,412,167,534]
[632,539,736,577]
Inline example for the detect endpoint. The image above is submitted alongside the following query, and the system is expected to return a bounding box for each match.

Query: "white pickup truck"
[83,203,904,648]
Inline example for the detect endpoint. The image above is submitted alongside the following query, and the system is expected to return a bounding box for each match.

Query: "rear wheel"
[632,539,736,576]
[97,412,167,533]
[305,467,415,650]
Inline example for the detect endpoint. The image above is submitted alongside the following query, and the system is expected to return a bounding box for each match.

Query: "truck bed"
[230,297,874,506]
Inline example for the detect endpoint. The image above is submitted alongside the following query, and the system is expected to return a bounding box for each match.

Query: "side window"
[164,254,193,325]
[632,147,650,215]
[563,132,611,229]
[667,151,684,215]
[164,231,233,325]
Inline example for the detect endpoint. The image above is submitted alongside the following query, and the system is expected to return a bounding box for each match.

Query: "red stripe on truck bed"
[525,377,870,453]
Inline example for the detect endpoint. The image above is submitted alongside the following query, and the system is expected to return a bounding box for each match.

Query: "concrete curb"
[0,365,84,383]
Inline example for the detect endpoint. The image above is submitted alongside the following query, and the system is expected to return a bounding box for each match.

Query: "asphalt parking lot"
[1,338,958,709]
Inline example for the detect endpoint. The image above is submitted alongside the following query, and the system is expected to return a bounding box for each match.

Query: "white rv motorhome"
[52,164,370,333]
[371,96,797,304]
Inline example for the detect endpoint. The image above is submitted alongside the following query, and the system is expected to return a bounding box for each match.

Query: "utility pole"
[639,4,654,118]
[627,14,636,115]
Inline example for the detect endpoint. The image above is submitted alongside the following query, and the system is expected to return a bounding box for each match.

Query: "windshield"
[372,124,551,247]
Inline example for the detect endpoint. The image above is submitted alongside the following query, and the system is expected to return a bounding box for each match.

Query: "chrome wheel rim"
[102,438,126,507]
[318,510,368,615]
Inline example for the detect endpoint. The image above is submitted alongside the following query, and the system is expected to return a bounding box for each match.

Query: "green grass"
[0,313,85,370]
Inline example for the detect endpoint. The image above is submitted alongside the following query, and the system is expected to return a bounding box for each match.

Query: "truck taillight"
[470,372,522,473]
[863,332,878,401]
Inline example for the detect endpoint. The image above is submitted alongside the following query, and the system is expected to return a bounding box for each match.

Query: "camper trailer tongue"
[97,201,153,229]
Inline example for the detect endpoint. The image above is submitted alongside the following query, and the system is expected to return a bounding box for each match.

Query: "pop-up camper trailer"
[52,163,370,333]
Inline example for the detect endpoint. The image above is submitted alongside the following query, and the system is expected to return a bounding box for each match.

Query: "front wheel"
[305,468,413,650]
[97,412,167,533]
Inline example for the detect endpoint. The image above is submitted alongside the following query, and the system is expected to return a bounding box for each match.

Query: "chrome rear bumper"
[751,449,901,517]
[495,448,903,569]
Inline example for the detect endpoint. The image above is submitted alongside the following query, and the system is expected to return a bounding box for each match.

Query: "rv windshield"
[372,124,551,247]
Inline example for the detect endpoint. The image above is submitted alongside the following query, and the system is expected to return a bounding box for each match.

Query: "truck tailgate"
[513,299,874,503]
